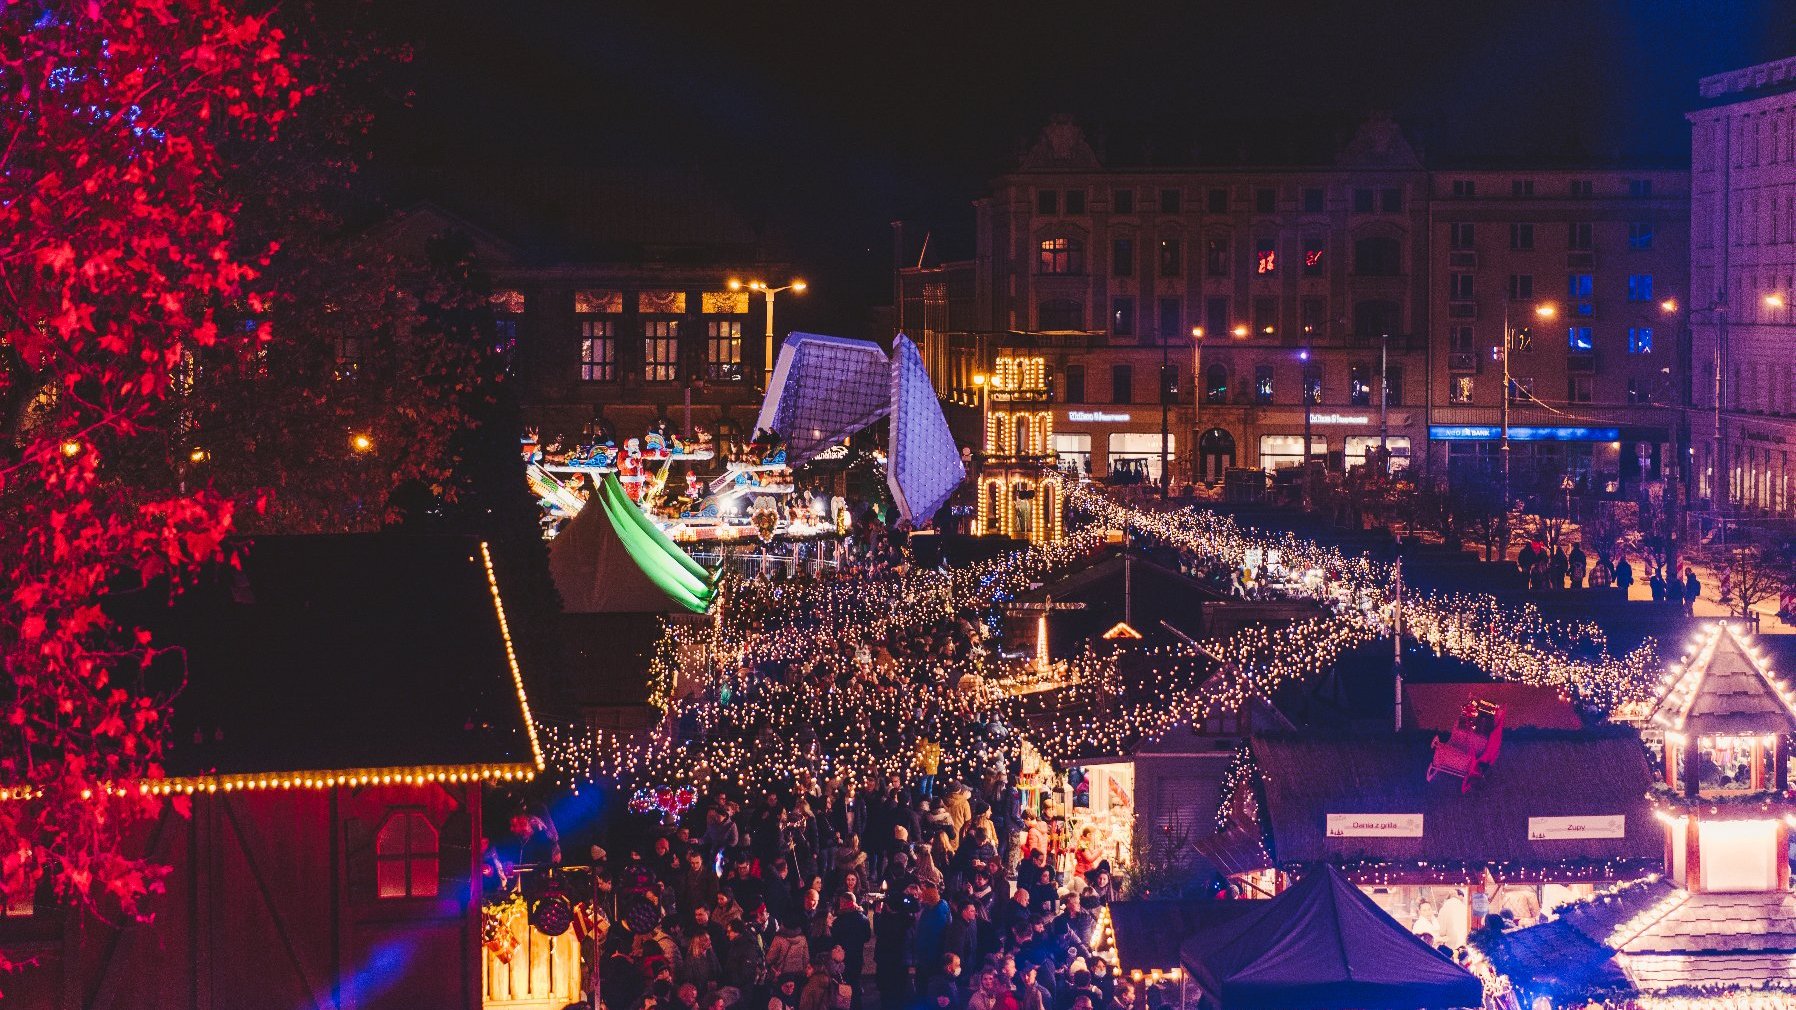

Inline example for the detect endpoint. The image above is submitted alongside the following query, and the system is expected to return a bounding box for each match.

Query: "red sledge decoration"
[1426,699,1506,793]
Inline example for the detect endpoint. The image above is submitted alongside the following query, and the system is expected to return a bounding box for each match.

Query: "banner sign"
[1327,813,1424,837]
[1528,815,1625,840]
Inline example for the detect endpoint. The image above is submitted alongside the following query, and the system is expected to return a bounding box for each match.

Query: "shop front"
[1431,424,1671,493]
[1252,410,1417,473]
[1055,408,1183,486]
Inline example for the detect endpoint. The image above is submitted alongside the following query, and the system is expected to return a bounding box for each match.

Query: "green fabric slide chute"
[600,473,714,588]
[596,475,714,611]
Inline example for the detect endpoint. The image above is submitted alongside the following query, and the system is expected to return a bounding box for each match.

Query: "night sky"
[363,0,1796,333]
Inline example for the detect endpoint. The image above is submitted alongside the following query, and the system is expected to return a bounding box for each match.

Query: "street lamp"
[1191,327,1206,484]
[1300,347,1314,507]
[1501,300,1556,526]
[728,277,807,388]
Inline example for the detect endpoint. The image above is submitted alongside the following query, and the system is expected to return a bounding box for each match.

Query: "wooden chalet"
[1214,729,1660,946]
[0,536,546,1010]
[1481,622,1796,1004]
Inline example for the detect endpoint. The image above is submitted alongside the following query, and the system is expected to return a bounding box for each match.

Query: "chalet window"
[643,321,679,382]
[376,810,440,899]
[580,321,616,381]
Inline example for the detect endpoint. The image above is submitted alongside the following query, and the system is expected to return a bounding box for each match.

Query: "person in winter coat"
[940,900,981,972]
[912,882,952,985]
[724,919,767,997]
[679,933,723,993]
[829,894,873,983]
[766,918,812,980]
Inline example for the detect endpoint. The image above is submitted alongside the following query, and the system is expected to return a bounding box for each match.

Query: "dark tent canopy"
[1179,864,1482,1010]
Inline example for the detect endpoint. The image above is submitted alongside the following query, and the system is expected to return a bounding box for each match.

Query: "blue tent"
[1179,864,1482,1010]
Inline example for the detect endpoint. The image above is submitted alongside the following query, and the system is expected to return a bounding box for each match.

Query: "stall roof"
[1110,900,1256,972]
[115,535,542,782]
[1402,682,1582,732]
[1179,863,1484,1010]
[550,472,715,614]
[1247,729,1658,869]
[1481,877,1796,997]
[1647,621,1796,736]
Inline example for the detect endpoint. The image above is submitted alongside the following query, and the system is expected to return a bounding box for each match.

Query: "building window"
[1568,375,1594,402]
[1628,327,1654,354]
[1156,298,1180,341]
[1353,300,1401,342]
[1253,296,1277,336]
[1302,187,1325,212]
[1568,222,1593,250]
[1451,179,1476,199]
[1204,363,1228,404]
[1205,236,1230,276]
[1302,237,1325,277]
[1159,188,1182,214]
[1037,190,1058,215]
[1038,236,1084,274]
[1509,223,1534,250]
[1449,273,1475,301]
[1111,364,1133,404]
[1628,178,1653,198]
[1302,364,1322,405]
[1062,364,1085,403]
[1384,364,1404,405]
[1065,189,1085,214]
[1353,188,1375,213]
[1300,296,1326,337]
[1570,179,1594,197]
[580,320,616,381]
[1205,297,1229,339]
[1255,365,1274,404]
[1511,179,1535,197]
[706,321,742,380]
[1112,237,1135,276]
[1260,434,1325,470]
[1627,274,1654,301]
[1567,326,1594,352]
[1567,273,1594,314]
[1255,238,1277,275]
[1111,297,1136,337]
[1381,188,1403,213]
[1509,376,1534,402]
[1450,375,1475,403]
[376,810,440,899]
[1112,188,1134,214]
[1450,325,1474,352]
[1449,223,1475,249]
[1158,238,1182,277]
[1207,188,1227,213]
[1039,299,1084,331]
[1628,221,1654,249]
[644,321,679,382]
[1350,365,1372,406]
[1255,188,1276,213]
[1508,274,1534,300]
[1354,236,1401,276]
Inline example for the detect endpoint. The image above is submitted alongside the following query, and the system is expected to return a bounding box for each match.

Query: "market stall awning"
[550,473,715,614]
[1110,900,1255,973]
[1179,863,1484,1010]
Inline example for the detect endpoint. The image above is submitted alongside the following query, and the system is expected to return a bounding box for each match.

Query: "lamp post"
[1160,330,1172,499]
[1300,346,1314,508]
[729,277,807,389]
[1501,300,1556,530]
[1190,326,1206,484]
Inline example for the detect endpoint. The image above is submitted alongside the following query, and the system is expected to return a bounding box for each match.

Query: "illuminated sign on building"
[1308,413,1373,425]
[1067,411,1133,423]
[1428,425,1621,442]
[1326,813,1424,838]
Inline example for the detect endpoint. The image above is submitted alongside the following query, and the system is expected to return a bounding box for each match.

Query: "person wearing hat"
[829,893,872,991]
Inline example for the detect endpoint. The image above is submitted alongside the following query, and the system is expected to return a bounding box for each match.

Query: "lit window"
[1255,365,1274,404]
[1567,327,1594,352]
[1629,327,1654,354]
[1449,376,1475,403]
[1628,221,1654,250]
[580,320,615,381]
[1038,236,1084,274]
[1627,274,1654,302]
[1302,241,1325,277]
[376,811,439,899]
[1255,239,1277,275]
[1567,273,1594,315]
[644,321,679,382]
[1350,365,1372,406]
[706,321,742,380]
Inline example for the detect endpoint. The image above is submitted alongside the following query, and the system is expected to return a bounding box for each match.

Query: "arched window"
[1205,363,1229,404]
[1014,415,1032,456]
[1353,236,1402,277]
[1038,300,1085,331]
[376,810,440,899]
[1353,300,1402,342]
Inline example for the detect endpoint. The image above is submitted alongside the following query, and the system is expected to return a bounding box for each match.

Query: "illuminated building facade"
[1688,56,1796,517]
[977,354,1063,542]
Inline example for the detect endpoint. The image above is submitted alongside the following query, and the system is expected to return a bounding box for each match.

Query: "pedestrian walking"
[1650,567,1665,602]
[1568,543,1587,589]
[1683,567,1701,615]
[1615,556,1634,598]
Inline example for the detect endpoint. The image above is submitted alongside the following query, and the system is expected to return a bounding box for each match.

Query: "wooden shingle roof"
[1647,622,1796,737]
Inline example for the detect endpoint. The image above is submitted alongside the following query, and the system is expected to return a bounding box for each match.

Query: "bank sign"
[1429,425,1620,442]
[1326,813,1424,837]
[1528,815,1626,840]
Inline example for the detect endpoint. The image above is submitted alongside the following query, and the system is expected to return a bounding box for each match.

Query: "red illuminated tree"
[0,0,303,930]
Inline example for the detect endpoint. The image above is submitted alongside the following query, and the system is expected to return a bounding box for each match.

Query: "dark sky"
[362,0,1796,334]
